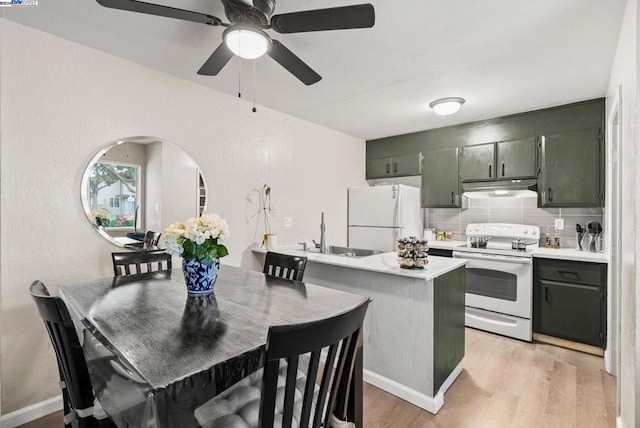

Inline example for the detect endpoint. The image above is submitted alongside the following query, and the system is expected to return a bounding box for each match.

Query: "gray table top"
[58,265,368,391]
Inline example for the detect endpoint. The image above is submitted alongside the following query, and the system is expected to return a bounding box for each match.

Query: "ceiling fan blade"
[267,40,321,85]
[270,4,374,33]
[197,43,234,75]
[96,0,222,26]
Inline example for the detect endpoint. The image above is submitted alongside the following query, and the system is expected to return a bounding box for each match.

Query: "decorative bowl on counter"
[396,237,428,269]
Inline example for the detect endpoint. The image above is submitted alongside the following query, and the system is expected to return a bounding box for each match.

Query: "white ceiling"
[2,0,627,140]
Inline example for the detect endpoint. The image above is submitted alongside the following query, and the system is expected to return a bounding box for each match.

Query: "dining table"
[57,265,369,428]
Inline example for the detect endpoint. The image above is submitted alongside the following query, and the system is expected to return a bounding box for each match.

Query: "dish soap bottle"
[554,229,561,249]
[545,227,553,248]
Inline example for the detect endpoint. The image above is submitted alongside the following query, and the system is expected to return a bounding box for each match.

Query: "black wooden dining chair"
[263,251,308,281]
[194,299,370,428]
[29,281,117,428]
[30,281,150,428]
[111,250,172,277]
[125,230,162,250]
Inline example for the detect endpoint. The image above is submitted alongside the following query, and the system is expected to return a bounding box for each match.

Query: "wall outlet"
[284,217,293,228]
[555,218,565,231]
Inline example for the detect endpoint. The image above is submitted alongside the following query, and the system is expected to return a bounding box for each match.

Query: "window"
[88,162,139,228]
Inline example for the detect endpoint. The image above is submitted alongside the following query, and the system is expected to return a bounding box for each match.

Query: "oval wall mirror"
[81,136,207,248]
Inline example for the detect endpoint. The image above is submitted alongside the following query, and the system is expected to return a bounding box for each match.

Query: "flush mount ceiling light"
[429,97,466,116]
[223,26,272,60]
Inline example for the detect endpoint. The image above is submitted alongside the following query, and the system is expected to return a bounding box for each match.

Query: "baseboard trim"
[533,333,604,356]
[363,362,462,415]
[0,395,63,428]
[617,416,623,428]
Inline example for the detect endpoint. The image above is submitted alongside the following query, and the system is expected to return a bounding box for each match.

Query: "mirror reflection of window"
[89,161,140,229]
[82,137,207,248]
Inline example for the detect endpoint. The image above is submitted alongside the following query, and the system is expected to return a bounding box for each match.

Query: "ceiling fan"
[96,0,375,85]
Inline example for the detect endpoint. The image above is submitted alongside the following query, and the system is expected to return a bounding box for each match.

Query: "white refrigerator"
[348,184,423,252]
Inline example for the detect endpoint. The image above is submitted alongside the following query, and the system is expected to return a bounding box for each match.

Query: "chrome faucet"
[319,212,327,253]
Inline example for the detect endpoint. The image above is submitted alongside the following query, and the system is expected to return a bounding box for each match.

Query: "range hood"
[462,179,537,199]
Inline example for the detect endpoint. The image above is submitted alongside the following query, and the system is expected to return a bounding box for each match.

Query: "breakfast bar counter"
[253,247,466,414]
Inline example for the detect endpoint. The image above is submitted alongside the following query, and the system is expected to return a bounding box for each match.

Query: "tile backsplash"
[424,196,604,249]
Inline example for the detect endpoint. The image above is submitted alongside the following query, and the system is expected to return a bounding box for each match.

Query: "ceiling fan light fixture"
[224,26,271,60]
[429,97,466,116]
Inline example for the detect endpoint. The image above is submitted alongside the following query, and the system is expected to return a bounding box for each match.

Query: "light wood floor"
[19,328,616,428]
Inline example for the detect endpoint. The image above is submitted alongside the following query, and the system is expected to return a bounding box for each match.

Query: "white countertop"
[427,240,609,263]
[252,246,466,282]
[533,247,608,263]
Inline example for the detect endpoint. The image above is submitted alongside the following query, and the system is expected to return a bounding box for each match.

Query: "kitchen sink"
[326,245,384,257]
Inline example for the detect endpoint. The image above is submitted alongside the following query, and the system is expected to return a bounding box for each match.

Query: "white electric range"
[452,223,540,341]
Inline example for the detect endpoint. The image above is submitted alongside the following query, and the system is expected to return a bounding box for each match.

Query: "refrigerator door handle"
[395,186,402,228]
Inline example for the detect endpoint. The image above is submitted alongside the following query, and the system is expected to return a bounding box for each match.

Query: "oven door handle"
[453,252,532,265]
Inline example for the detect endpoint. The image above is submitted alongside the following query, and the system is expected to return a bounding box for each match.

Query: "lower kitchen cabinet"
[533,258,606,348]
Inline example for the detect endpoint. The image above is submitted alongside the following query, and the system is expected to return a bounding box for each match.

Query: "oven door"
[453,251,532,319]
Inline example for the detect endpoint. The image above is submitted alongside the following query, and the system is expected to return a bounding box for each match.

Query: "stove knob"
[523,229,528,234]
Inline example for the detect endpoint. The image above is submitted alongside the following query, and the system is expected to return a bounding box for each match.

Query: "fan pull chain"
[252,60,257,113]
[237,55,242,98]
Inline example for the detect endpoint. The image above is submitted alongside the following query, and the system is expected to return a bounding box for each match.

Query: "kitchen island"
[252,247,466,414]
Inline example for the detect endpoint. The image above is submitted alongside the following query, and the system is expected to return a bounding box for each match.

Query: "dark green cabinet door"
[539,129,603,207]
[536,280,602,347]
[392,153,422,177]
[533,258,606,348]
[496,138,537,179]
[461,143,495,182]
[422,148,460,207]
[366,157,392,179]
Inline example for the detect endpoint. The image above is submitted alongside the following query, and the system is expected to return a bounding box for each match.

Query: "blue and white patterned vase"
[182,257,220,295]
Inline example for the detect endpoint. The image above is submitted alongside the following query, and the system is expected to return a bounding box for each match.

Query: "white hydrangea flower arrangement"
[164,213,230,265]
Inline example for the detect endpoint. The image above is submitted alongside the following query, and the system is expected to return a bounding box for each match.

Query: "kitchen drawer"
[535,259,604,286]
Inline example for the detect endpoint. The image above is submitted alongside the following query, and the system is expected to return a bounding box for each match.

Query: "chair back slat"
[313,343,338,428]
[263,252,307,281]
[300,350,321,427]
[282,356,299,428]
[112,250,172,277]
[260,359,280,427]
[325,330,359,428]
[259,299,369,428]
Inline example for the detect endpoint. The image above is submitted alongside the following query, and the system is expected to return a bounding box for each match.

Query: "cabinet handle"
[548,188,553,202]
[501,163,505,177]
[393,162,398,174]
[386,163,390,174]
[489,165,492,178]
[545,286,549,302]
[451,192,455,204]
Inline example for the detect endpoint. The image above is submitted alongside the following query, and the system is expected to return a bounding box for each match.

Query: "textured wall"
[0,20,366,413]
[425,197,604,248]
[605,0,637,425]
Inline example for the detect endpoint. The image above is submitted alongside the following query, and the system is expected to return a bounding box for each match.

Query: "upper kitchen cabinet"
[422,148,461,208]
[496,138,537,179]
[366,153,422,179]
[538,129,603,207]
[460,143,495,182]
[366,98,604,207]
[461,138,537,182]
